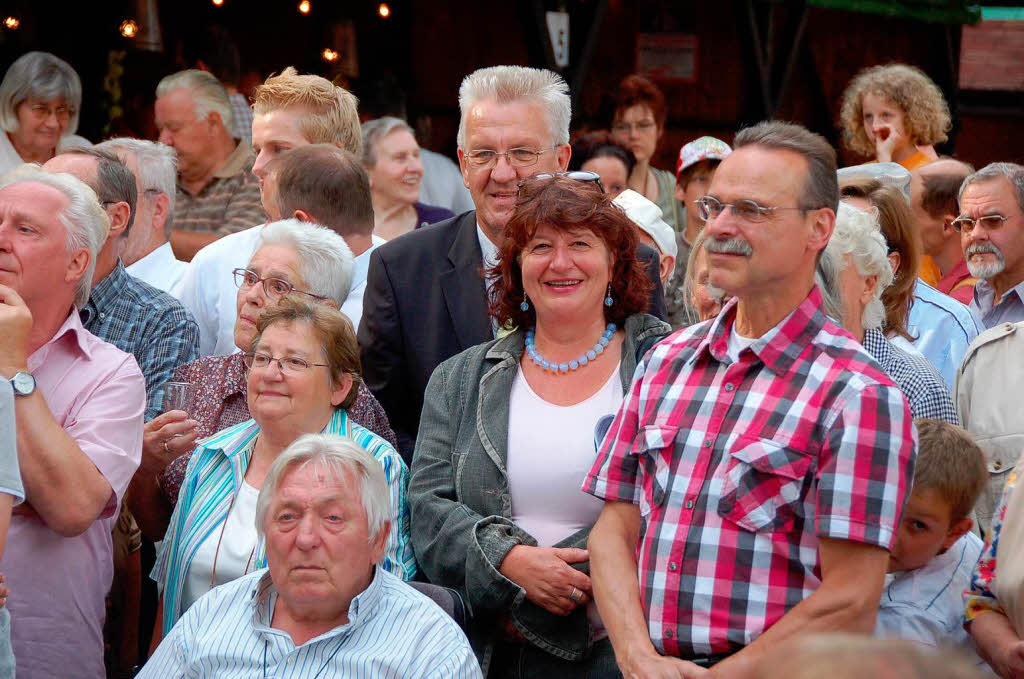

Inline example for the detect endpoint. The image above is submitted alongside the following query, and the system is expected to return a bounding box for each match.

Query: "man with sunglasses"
[586,121,916,678]
[956,162,1024,329]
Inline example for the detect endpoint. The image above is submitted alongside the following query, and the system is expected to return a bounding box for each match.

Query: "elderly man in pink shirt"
[0,166,145,679]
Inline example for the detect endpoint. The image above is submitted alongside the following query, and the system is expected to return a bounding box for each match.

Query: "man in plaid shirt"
[585,121,917,678]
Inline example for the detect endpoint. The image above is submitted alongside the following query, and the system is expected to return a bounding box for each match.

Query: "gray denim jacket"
[409,313,670,672]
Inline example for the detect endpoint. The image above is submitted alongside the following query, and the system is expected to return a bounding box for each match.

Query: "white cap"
[613,190,677,258]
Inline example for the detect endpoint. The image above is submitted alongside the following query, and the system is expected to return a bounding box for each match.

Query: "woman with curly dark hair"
[409,174,669,677]
[839,63,952,170]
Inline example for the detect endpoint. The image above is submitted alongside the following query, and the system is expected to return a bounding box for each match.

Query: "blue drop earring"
[520,294,530,312]
[604,284,614,307]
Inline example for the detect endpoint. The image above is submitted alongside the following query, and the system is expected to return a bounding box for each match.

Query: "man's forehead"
[961,177,1014,207]
[464,99,551,142]
[44,152,98,180]
[710,146,806,200]
[0,180,68,217]
[276,464,358,500]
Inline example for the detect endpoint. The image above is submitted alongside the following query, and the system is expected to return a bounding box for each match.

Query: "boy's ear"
[942,516,974,551]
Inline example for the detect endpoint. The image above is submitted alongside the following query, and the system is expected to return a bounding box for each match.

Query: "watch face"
[12,371,34,396]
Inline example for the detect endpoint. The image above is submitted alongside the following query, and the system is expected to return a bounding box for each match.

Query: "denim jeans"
[491,637,622,679]
[0,606,14,678]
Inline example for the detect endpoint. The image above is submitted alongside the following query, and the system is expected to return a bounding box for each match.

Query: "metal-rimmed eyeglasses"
[951,213,1010,233]
[523,170,606,194]
[242,351,329,374]
[232,268,326,301]
[696,196,810,223]
[463,147,554,169]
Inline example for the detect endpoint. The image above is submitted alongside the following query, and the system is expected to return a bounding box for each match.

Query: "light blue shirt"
[971,278,1024,330]
[875,533,986,667]
[140,567,482,679]
[897,280,983,390]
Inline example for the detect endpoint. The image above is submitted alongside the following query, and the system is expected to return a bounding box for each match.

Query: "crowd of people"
[0,43,1021,679]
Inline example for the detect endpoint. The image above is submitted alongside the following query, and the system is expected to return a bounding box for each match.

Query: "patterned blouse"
[158,352,397,505]
[965,467,1017,622]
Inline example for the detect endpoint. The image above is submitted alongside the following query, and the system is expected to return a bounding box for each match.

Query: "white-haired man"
[586,121,915,678]
[0,167,145,678]
[97,137,186,295]
[177,67,363,356]
[155,69,265,260]
[140,433,479,678]
[957,162,1024,328]
[818,201,957,423]
[358,65,573,458]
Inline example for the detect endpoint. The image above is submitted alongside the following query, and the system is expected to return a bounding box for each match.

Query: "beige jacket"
[955,321,1024,536]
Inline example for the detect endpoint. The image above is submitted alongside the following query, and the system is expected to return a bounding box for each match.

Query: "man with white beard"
[955,163,1024,328]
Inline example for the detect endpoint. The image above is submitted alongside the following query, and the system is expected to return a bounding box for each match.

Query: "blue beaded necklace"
[525,323,617,374]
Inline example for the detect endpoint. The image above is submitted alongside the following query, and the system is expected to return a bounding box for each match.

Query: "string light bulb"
[3,16,20,30]
[378,3,391,18]
[321,48,339,63]
[298,0,311,14]
[212,0,224,6]
[120,19,139,38]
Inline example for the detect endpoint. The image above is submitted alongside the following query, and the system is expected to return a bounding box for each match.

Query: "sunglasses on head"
[518,170,606,195]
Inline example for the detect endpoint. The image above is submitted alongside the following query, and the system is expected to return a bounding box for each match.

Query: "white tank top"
[180,479,260,613]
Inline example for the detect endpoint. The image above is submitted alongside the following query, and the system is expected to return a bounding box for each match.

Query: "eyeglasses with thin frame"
[232,268,326,301]
[696,195,810,224]
[526,170,606,194]
[611,120,657,135]
[464,147,554,169]
[242,351,329,374]
[950,213,1010,233]
[27,103,73,122]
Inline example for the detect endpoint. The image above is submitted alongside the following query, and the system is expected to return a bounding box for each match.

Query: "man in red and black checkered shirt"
[584,121,917,679]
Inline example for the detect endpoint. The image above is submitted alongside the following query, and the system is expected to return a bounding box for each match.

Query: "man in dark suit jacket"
[358,66,665,460]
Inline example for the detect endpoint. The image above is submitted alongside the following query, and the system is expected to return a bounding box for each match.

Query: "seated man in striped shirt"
[140,433,480,678]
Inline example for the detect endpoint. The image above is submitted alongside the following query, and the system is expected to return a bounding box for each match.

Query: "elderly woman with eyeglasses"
[0,51,90,174]
[152,292,414,639]
[410,175,669,677]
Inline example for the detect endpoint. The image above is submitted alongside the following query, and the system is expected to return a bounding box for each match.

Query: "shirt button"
[666,629,674,638]
[994,460,1003,470]
[704,439,712,447]
[669,562,678,571]
[725,383,734,392]
[99,312,106,319]
[685,499,694,509]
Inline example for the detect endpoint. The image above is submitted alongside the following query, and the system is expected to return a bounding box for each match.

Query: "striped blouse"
[153,408,416,633]
[139,568,481,679]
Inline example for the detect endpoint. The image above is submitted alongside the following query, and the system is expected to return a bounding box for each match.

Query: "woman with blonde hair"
[839,63,951,170]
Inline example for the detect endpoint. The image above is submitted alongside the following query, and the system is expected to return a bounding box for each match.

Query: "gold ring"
[163,440,171,454]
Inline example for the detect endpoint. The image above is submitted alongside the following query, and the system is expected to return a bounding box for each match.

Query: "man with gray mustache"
[956,162,1024,328]
[585,121,915,678]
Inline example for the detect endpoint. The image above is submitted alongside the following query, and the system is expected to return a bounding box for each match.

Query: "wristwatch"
[10,371,35,397]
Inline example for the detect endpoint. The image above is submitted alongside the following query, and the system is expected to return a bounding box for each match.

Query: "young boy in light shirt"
[876,418,987,666]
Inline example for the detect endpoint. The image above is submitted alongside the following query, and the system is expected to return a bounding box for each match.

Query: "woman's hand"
[140,411,198,478]
[498,545,593,616]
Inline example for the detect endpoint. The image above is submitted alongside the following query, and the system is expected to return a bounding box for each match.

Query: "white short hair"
[0,165,109,308]
[958,162,1024,214]
[256,433,392,543]
[456,66,570,149]
[97,138,178,237]
[256,218,354,307]
[360,116,415,168]
[820,201,894,330]
[0,51,82,135]
[156,69,234,133]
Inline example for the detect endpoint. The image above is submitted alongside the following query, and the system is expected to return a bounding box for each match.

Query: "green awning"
[807,0,982,24]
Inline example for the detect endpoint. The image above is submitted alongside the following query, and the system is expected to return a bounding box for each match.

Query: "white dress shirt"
[340,236,385,333]
[125,242,188,298]
[178,225,264,356]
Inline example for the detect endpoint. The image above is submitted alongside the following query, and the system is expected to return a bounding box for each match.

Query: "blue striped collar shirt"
[140,567,482,678]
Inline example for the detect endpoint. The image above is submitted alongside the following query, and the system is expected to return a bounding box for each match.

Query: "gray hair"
[819,201,893,330]
[97,138,178,238]
[958,162,1024,214]
[456,66,571,149]
[360,116,415,168]
[733,121,839,212]
[0,166,109,308]
[0,52,82,136]
[156,69,234,132]
[255,433,392,543]
[256,218,355,307]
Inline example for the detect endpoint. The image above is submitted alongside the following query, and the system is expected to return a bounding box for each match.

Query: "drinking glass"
[162,382,194,414]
